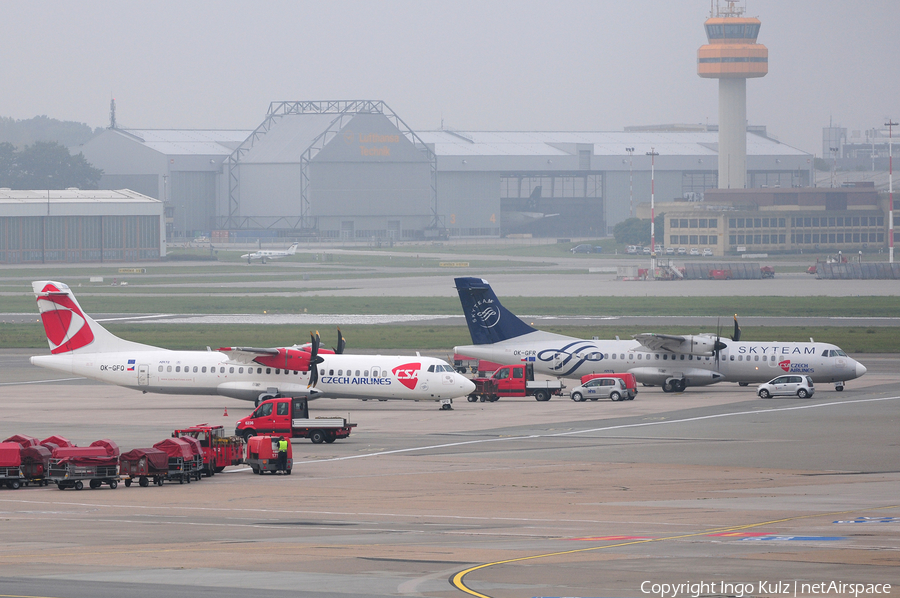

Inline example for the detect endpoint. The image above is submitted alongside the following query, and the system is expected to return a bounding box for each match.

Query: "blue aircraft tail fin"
[454,277,537,345]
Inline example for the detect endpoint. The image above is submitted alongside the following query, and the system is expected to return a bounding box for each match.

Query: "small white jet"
[241,242,298,264]
[453,277,867,393]
[29,281,475,409]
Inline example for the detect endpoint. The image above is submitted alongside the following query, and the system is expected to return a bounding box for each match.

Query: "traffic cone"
[223,407,228,417]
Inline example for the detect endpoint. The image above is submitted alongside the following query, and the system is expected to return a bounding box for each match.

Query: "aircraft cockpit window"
[427,365,435,373]
[837,349,847,356]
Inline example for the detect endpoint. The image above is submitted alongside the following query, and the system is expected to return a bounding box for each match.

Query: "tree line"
[0,141,102,190]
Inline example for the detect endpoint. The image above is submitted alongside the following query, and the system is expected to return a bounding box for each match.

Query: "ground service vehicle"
[48,441,121,490]
[173,424,244,475]
[245,436,293,474]
[569,377,631,402]
[758,375,815,398]
[760,266,775,278]
[0,442,23,489]
[709,269,733,280]
[119,448,168,487]
[579,373,638,400]
[235,397,357,444]
[153,437,196,484]
[467,363,564,402]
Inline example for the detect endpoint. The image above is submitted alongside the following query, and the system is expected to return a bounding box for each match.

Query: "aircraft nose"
[461,376,476,394]
[855,361,867,378]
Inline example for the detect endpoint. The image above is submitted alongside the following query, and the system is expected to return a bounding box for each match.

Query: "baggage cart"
[0,442,23,489]
[153,438,195,484]
[119,448,169,487]
[20,445,51,486]
[49,456,119,490]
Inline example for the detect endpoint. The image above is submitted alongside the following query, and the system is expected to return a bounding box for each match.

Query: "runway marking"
[0,377,84,386]
[450,504,900,598]
[295,395,900,464]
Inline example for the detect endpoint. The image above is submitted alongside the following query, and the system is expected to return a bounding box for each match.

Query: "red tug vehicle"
[173,424,245,475]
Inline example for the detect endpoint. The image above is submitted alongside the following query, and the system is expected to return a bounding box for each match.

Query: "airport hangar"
[77,100,814,245]
[0,189,164,264]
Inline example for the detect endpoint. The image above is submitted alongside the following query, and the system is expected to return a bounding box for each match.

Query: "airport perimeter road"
[0,359,898,598]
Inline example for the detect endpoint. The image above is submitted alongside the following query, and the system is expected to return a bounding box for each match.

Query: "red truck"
[235,397,357,444]
[467,363,565,402]
[173,424,245,476]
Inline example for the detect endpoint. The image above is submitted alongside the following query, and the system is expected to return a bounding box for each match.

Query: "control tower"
[698,1,768,189]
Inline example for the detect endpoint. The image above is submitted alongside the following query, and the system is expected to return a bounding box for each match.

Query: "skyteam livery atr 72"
[453,277,866,393]
[30,281,474,409]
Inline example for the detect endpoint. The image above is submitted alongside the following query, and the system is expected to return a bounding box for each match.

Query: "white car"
[689,247,700,256]
[570,377,630,402]
[701,248,713,257]
[677,247,687,255]
[626,245,638,254]
[757,375,815,398]
[666,247,675,255]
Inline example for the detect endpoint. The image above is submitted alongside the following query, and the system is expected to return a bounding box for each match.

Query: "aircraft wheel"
[661,382,672,393]
[835,385,844,392]
[674,380,686,392]
[440,403,453,411]
[738,382,749,387]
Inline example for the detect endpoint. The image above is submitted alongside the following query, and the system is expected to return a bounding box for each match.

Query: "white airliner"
[241,242,298,264]
[29,281,475,409]
[453,277,867,393]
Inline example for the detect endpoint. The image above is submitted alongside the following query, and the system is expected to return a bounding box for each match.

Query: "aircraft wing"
[632,333,689,353]
[218,346,279,364]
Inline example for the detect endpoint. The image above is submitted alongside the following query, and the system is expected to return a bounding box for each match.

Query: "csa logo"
[392,362,421,390]
[37,283,95,354]
[470,298,500,329]
[779,360,791,372]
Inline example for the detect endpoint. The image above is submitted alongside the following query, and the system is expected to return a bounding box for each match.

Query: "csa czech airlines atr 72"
[453,277,866,393]
[30,281,474,409]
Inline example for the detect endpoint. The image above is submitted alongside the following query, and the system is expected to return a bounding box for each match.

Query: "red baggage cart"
[153,438,195,484]
[119,448,169,487]
[0,442,23,489]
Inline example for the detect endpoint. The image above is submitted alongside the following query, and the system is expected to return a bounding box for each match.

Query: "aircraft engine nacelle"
[253,348,313,372]
[677,335,726,356]
[629,367,724,388]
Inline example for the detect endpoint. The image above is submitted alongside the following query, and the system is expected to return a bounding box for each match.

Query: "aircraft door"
[138,364,149,386]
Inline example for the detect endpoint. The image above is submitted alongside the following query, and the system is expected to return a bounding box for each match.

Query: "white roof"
[116,129,251,156]
[416,130,809,158]
[0,188,160,204]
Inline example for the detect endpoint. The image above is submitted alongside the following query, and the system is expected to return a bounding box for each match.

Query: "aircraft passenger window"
[193,366,198,373]
[637,354,642,360]
[329,369,334,376]
[729,355,734,361]
[266,368,271,374]
[175,366,181,372]
[257,368,262,374]
[239,367,244,374]
[663,354,668,360]
[364,370,369,376]
[372,369,379,377]
[754,356,759,361]
[680,355,685,360]
[655,354,660,360]
[229,367,234,373]
[158,366,163,372]
[620,354,625,360]
[167,366,172,372]
[202,367,207,373]
[293,371,298,375]
[355,370,360,376]
[276,369,281,375]
[628,354,633,360]
[338,369,343,376]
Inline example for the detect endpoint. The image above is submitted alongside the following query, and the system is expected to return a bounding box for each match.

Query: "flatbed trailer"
[120,448,168,487]
[49,457,119,490]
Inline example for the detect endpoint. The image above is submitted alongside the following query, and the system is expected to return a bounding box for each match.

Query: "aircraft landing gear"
[440,399,453,411]
[662,379,686,393]
[835,382,845,391]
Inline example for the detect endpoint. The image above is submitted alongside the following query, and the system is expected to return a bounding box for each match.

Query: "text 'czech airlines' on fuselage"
[29,281,474,408]
[453,277,866,393]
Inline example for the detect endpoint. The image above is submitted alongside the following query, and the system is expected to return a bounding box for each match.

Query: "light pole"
[626,147,635,218]
[830,146,840,188]
[887,119,896,263]
[647,148,659,277]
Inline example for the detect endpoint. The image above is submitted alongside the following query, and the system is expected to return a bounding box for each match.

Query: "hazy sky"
[2,1,896,155]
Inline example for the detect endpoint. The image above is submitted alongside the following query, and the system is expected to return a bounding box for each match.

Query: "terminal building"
[0,189,164,264]
[78,100,814,243]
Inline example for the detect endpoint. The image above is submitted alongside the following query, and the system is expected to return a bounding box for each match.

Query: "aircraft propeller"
[713,314,740,369]
[333,328,346,354]
[307,331,326,388]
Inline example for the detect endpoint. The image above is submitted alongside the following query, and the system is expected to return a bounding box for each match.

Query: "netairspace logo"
[640,580,892,598]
